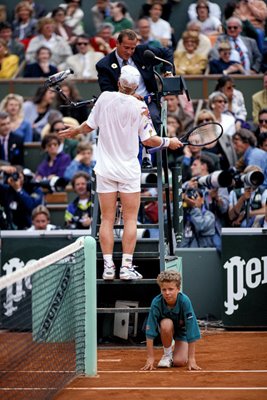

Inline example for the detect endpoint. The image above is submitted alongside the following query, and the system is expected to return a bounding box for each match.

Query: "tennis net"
[0,236,96,400]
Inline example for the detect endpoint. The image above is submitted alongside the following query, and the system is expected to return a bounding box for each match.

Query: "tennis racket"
[147,122,223,154]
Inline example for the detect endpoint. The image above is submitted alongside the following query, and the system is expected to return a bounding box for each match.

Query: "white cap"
[119,65,140,90]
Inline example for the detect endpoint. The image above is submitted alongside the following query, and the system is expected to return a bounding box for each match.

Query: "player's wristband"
[147,137,171,154]
[162,138,170,148]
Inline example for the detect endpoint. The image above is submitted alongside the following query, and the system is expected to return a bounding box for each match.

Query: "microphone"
[45,69,74,87]
[143,49,174,70]
[143,49,191,100]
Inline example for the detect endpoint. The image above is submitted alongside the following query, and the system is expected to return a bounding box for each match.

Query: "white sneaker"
[102,265,116,280]
[157,354,173,368]
[119,266,143,280]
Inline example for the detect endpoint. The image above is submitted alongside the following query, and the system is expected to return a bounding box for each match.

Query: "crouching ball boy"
[142,270,201,371]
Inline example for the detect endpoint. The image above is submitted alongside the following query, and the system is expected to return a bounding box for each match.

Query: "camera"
[233,170,264,189]
[185,188,199,200]
[196,170,233,189]
[23,170,68,193]
[228,167,264,189]
[141,172,157,184]
[3,171,20,184]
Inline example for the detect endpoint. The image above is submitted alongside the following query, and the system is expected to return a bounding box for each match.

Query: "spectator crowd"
[0,0,267,251]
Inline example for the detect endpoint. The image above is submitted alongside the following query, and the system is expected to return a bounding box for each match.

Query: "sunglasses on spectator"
[227,26,239,30]
[259,119,267,124]
[198,118,213,123]
[215,99,227,103]
[77,42,88,46]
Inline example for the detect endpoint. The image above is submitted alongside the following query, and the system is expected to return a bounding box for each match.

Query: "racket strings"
[189,124,222,146]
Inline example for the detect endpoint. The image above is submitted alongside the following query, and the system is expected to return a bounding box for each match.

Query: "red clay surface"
[54,331,267,400]
[1,331,267,400]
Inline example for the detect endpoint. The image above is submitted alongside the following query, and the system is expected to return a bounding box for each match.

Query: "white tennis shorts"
[96,174,141,193]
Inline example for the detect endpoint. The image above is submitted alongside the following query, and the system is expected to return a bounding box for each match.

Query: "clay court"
[53,330,267,400]
[1,328,267,399]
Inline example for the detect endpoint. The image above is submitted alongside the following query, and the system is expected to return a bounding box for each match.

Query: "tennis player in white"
[58,65,183,280]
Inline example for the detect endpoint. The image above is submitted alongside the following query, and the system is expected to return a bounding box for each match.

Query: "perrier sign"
[222,229,267,328]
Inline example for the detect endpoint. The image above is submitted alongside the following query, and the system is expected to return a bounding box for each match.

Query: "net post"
[83,236,97,376]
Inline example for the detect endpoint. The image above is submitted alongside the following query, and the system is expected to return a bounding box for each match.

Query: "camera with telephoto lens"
[23,169,68,193]
[230,168,264,189]
[237,171,264,189]
[195,170,233,189]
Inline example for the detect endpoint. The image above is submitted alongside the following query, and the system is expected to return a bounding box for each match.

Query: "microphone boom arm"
[50,83,97,108]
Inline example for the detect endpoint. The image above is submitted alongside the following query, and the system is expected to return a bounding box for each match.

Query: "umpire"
[96,29,174,167]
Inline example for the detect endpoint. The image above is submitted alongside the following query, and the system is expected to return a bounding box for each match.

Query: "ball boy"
[142,270,201,371]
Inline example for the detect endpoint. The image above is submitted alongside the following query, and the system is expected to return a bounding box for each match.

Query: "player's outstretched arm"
[58,121,93,139]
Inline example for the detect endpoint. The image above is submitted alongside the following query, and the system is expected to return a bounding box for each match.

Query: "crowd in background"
[0,0,267,251]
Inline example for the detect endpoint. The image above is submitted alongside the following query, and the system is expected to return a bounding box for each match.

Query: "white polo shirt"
[86,91,156,183]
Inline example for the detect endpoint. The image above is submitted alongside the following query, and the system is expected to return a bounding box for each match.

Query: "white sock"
[122,254,133,268]
[103,254,114,268]
[163,345,173,356]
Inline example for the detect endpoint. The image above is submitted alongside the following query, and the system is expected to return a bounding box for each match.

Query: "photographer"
[0,165,44,229]
[228,165,267,227]
[65,171,92,230]
[176,139,221,183]
[180,187,216,248]
[183,154,230,251]
[232,128,267,188]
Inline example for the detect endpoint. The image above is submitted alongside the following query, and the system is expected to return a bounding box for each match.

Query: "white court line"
[99,370,171,373]
[0,388,58,391]
[2,387,267,392]
[65,387,267,391]
[98,370,267,373]
[98,359,121,362]
[191,370,267,373]
[1,369,266,374]
[0,370,75,373]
